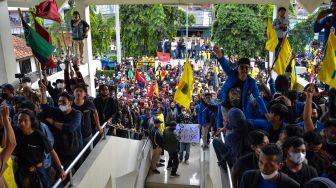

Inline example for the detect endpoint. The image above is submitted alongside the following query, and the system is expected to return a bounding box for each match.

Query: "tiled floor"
[145,145,201,188]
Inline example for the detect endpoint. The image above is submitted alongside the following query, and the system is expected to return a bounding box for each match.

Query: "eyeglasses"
[239,65,251,70]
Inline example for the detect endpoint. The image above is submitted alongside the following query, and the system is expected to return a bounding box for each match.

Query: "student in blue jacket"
[213,46,268,128]
[248,103,289,143]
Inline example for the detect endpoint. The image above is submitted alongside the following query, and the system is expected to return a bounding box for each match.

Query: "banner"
[157,52,171,62]
[175,124,200,143]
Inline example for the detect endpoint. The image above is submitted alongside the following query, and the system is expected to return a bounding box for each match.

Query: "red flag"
[148,82,154,99]
[34,20,56,68]
[33,0,61,22]
[161,68,166,78]
[135,70,147,84]
[157,52,170,62]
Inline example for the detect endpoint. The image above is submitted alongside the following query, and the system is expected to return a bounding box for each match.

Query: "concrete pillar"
[115,5,121,64]
[0,0,17,84]
[75,1,96,97]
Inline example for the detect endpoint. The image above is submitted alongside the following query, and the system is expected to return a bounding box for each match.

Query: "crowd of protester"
[1,43,336,187]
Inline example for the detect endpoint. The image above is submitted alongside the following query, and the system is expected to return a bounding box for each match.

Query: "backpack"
[304,177,336,188]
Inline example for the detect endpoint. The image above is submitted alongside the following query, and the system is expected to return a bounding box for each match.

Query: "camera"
[15,73,24,79]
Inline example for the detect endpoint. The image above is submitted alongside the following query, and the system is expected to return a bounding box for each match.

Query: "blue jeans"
[179,142,190,161]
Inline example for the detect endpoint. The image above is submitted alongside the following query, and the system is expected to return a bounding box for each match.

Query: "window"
[19,59,32,74]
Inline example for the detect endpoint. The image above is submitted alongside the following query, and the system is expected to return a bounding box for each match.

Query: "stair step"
[145,182,200,188]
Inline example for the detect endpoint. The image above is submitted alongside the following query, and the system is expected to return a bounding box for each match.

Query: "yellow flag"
[154,81,160,97]
[265,18,279,52]
[290,59,298,89]
[174,60,194,109]
[0,148,17,188]
[273,38,292,75]
[318,33,336,88]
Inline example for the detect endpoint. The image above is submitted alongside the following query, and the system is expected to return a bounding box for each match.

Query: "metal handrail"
[137,136,150,161]
[220,132,233,188]
[52,122,108,188]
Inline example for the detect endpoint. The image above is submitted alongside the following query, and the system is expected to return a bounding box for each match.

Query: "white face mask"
[59,105,68,112]
[57,83,64,89]
[261,170,278,180]
[289,152,306,164]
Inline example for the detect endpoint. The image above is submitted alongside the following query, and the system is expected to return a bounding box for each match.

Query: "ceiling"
[6,0,330,13]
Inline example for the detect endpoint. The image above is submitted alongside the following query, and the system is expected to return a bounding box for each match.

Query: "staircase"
[145,145,201,188]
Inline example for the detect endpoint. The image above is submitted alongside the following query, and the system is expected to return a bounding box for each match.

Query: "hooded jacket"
[217,57,268,116]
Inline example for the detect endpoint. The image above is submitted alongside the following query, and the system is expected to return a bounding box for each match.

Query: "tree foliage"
[211,5,271,58]
[120,5,195,57]
[90,5,115,56]
[288,12,318,53]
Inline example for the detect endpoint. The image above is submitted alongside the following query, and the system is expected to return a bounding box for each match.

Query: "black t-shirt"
[232,152,258,188]
[73,100,97,138]
[280,163,318,186]
[93,96,117,124]
[306,151,328,176]
[225,79,244,109]
[15,130,52,167]
[324,143,336,160]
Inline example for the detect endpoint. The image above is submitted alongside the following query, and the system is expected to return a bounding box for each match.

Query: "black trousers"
[168,152,179,175]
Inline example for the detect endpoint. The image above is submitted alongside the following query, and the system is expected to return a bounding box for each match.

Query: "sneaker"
[170,173,180,178]
[166,166,172,170]
[184,160,189,165]
[157,163,165,167]
[160,159,165,163]
[153,169,160,174]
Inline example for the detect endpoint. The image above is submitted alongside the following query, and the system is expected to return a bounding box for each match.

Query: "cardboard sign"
[175,124,200,143]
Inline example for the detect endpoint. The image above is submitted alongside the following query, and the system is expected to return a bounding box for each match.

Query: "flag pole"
[267,33,288,80]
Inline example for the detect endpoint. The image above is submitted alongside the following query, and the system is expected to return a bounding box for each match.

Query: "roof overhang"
[6,0,330,13]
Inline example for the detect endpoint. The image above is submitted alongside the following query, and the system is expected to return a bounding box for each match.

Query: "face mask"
[261,170,278,180]
[326,138,336,146]
[57,83,64,89]
[59,105,68,112]
[289,152,306,164]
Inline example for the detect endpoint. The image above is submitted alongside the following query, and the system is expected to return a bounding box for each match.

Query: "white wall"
[70,136,151,188]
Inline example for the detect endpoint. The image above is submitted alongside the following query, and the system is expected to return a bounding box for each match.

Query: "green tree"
[211,5,268,57]
[90,5,115,56]
[120,5,195,57]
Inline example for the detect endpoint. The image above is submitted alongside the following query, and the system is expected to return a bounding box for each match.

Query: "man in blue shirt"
[39,83,83,168]
[314,0,336,47]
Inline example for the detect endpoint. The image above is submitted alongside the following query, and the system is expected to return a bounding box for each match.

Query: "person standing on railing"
[39,83,83,168]
[163,121,180,178]
[149,118,164,174]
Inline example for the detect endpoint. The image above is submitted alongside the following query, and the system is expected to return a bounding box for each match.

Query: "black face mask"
[1,93,8,99]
